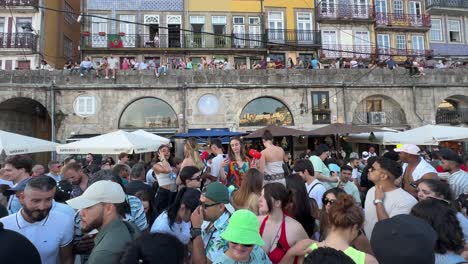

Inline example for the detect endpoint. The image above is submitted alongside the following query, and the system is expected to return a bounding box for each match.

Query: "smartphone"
[410,182,418,189]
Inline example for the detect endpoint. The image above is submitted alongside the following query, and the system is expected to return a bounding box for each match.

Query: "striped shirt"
[447,170,468,200]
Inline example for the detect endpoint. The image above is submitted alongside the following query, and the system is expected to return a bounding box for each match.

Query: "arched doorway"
[352,95,407,127]
[119,97,179,130]
[0,97,51,165]
[436,95,468,125]
[239,97,294,127]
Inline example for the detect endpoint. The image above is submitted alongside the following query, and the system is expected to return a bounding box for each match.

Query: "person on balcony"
[153,34,160,48]
[156,62,168,78]
[96,56,109,78]
[121,58,130,70]
[79,56,93,77]
[40,60,53,71]
[295,57,304,69]
[107,55,118,79]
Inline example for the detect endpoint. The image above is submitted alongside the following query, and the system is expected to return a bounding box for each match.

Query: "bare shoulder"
[258,215,267,223]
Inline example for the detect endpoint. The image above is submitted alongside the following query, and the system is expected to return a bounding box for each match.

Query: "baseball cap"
[349,152,359,159]
[203,182,230,204]
[66,180,125,210]
[371,214,437,264]
[220,209,265,246]
[394,144,420,156]
[0,222,41,263]
[4,178,30,196]
[362,151,370,161]
[438,148,463,164]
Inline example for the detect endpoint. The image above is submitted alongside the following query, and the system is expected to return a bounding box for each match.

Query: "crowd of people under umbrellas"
[1,129,468,264]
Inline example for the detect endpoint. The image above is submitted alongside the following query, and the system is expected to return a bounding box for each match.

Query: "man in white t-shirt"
[106,54,118,79]
[0,176,74,264]
[293,159,326,209]
[395,144,438,197]
[209,139,225,182]
[364,157,417,239]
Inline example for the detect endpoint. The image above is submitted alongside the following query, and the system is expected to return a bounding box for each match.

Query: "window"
[190,16,205,24]
[119,97,179,129]
[396,35,406,50]
[212,16,227,25]
[268,11,284,41]
[311,92,330,124]
[366,100,382,112]
[74,96,96,116]
[239,97,294,126]
[249,17,260,25]
[233,16,244,25]
[64,2,76,24]
[449,20,461,42]
[394,0,403,15]
[430,19,443,41]
[63,35,73,59]
[16,18,32,33]
[0,17,4,33]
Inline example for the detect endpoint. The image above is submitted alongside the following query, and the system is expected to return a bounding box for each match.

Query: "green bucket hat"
[220,209,264,246]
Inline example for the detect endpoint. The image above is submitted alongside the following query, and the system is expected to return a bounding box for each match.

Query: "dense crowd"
[1,130,468,264]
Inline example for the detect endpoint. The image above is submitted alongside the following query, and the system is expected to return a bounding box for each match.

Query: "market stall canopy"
[308,123,388,136]
[344,132,398,144]
[56,130,160,154]
[130,130,170,145]
[383,125,468,145]
[244,125,309,138]
[174,128,247,138]
[0,130,58,155]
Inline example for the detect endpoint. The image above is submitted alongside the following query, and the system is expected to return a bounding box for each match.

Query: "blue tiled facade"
[87,0,183,11]
[431,43,468,56]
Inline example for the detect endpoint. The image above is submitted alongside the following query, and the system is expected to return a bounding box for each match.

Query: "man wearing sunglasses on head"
[179,166,202,190]
[190,182,232,264]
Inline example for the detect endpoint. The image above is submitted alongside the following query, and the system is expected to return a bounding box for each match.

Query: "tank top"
[259,214,295,264]
[308,243,366,264]
[155,162,176,188]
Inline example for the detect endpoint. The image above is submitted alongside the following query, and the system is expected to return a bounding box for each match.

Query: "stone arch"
[118,97,179,130]
[239,96,294,127]
[351,94,407,126]
[436,95,468,125]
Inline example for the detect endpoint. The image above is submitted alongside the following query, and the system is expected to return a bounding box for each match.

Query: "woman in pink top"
[121,58,130,70]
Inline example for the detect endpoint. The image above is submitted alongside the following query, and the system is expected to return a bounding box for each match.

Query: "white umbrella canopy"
[0,130,58,155]
[130,130,170,145]
[383,125,468,145]
[56,130,160,154]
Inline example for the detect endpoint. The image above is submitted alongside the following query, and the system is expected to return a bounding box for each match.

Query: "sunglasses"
[189,174,202,182]
[201,202,220,209]
[231,242,254,248]
[323,198,336,206]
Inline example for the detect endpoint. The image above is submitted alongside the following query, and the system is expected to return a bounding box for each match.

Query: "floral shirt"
[213,245,272,264]
[224,158,250,188]
[202,211,231,262]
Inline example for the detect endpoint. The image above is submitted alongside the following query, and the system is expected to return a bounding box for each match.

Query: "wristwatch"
[373,199,383,205]
[190,228,202,240]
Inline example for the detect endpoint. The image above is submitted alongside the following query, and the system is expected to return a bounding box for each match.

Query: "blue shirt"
[311,59,319,69]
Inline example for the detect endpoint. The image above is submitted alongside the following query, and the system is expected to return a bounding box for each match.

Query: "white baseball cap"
[66,180,125,210]
[362,151,370,161]
[394,144,421,156]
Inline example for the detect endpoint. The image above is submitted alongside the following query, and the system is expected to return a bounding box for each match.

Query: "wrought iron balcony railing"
[0,33,37,50]
[321,44,375,58]
[353,111,407,126]
[267,29,321,46]
[427,0,468,9]
[436,109,468,125]
[317,4,374,20]
[80,33,266,49]
[375,12,431,28]
[376,47,433,57]
[0,0,38,7]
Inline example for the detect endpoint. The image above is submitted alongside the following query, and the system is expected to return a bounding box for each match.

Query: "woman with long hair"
[220,137,250,188]
[258,183,308,264]
[150,187,201,245]
[258,130,286,186]
[176,138,204,186]
[411,198,466,264]
[283,194,378,264]
[232,168,263,214]
[135,190,157,227]
[153,144,177,216]
[285,174,316,238]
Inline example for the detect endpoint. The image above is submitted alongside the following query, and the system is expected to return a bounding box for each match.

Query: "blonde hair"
[185,138,204,170]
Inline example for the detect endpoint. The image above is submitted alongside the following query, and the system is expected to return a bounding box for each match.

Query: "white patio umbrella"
[56,130,160,154]
[383,125,468,145]
[0,130,58,155]
[130,129,170,146]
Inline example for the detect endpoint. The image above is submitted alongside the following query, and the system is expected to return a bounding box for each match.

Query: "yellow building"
[42,0,81,68]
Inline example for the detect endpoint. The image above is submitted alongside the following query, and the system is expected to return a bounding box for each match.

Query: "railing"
[267,29,321,46]
[317,4,374,20]
[321,45,375,58]
[0,33,37,50]
[436,109,468,124]
[81,33,266,49]
[352,111,407,126]
[0,0,38,7]
[375,12,431,28]
[427,0,468,9]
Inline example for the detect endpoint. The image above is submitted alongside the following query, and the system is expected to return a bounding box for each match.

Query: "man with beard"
[0,176,74,264]
[438,148,468,199]
[67,180,141,264]
[62,162,89,198]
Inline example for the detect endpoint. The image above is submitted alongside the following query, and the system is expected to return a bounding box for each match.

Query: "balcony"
[427,0,468,15]
[352,111,407,126]
[80,33,266,51]
[436,109,468,125]
[317,4,374,22]
[376,47,433,58]
[321,44,375,59]
[267,29,321,48]
[0,0,38,8]
[0,33,37,51]
[375,12,431,31]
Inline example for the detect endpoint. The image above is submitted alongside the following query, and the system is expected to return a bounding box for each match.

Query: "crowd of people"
[1,130,468,264]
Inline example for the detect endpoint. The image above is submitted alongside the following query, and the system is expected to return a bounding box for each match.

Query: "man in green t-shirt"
[309,144,338,189]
